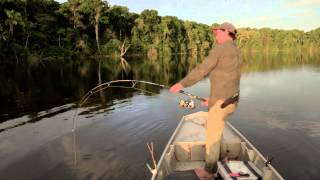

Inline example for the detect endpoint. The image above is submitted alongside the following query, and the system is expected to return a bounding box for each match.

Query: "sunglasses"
[212,28,226,32]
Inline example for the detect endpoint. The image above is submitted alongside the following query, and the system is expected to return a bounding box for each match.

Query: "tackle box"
[217,160,262,180]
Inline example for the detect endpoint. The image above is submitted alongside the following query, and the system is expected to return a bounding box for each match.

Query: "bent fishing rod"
[72,80,206,132]
[71,80,206,167]
[78,80,206,107]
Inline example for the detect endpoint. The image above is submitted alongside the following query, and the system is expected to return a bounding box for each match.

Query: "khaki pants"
[205,100,236,172]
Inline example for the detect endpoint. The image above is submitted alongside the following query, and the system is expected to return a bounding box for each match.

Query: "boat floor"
[163,112,237,180]
[175,161,205,171]
[164,170,199,180]
[164,168,214,180]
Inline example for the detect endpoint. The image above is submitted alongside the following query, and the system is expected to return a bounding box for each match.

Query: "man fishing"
[169,22,241,172]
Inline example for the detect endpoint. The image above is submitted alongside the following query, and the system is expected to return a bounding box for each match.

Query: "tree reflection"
[241,51,320,73]
[0,51,319,121]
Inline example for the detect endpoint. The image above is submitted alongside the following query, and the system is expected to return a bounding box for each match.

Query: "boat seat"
[174,117,206,142]
[220,125,242,159]
[173,117,206,161]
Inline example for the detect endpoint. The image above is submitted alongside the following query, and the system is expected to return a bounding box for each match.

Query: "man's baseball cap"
[212,22,237,34]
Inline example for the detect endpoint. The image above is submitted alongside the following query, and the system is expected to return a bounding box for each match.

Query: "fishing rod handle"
[221,92,240,108]
[179,90,206,102]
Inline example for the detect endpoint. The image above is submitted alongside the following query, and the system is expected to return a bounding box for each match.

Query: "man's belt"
[221,92,239,108]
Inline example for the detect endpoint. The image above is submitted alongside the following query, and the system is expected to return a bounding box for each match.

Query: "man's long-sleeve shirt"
[180,40,241,108]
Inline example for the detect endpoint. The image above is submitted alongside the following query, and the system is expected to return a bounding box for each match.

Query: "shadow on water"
[0,51,320,179]
[0,104,75,133]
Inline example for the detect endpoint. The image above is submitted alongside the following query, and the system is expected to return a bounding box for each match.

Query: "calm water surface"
[0,52,319,180]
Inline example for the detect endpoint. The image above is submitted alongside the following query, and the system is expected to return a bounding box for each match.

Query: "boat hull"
[150,111,284,180]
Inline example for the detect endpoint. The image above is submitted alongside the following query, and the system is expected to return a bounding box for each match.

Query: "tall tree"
[131,9,161,52]
[0,23,9,41]
[60,0,87,52]
[4,9,24,36]
[81,0,108,52]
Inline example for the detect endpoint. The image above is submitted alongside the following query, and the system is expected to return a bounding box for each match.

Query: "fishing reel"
[179,99,195,109]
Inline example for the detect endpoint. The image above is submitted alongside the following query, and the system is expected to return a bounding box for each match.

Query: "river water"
[0,52,319,179]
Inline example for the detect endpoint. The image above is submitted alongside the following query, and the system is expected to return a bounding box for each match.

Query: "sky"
[56,0,320,31]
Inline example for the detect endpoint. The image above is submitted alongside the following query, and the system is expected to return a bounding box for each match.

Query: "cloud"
[292,9,317,17]
[286,0,320,7]
[237,14,281,27]
[255,15,281,22]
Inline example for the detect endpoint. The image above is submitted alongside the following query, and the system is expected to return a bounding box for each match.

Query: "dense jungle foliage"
[0,0,319,62]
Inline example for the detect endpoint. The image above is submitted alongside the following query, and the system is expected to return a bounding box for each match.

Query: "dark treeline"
[0,0,319,63]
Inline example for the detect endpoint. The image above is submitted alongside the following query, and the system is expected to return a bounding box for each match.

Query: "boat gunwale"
[225,121,284,180]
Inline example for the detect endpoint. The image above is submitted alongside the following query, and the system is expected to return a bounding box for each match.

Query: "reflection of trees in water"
[97,59,106,105]
[1,51,319,121]
[241,51,320,73]
[127,54,199,86]
[97,56,128,106]
[119,57,130,74]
